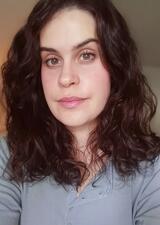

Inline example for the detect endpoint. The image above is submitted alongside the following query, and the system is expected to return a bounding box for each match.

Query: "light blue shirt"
[0,136,160,225]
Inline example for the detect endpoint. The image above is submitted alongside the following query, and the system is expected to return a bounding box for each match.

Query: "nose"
[58,61,80,87]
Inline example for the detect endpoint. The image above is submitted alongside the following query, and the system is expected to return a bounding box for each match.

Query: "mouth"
[58,96,87,108]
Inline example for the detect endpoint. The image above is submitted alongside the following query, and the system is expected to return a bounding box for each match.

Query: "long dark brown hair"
[2,0,160,187]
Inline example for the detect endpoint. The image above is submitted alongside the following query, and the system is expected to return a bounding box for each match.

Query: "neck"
[67,122,97,164]
[68,121,97,151]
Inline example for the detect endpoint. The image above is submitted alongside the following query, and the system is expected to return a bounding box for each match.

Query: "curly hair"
[1,0,160,186]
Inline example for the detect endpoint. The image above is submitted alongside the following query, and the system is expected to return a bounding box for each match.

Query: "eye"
[79,50,96,63]
[44,56,62,68]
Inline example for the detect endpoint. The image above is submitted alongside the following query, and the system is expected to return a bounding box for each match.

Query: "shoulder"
[0,135,9,154]
[0,136,10,174]
[132,156,160,192]
[0,136,22,225]
[132,156,160,224]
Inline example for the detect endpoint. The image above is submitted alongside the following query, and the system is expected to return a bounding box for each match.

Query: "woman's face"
[40,8,110,132]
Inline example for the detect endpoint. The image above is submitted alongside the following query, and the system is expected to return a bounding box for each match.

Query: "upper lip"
[58,96,85,102]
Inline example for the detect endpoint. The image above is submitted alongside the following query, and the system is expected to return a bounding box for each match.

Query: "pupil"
[84,53,89,59]
[52,58,57,63]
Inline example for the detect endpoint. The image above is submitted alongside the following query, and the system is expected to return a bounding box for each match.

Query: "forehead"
[40,8,97,49]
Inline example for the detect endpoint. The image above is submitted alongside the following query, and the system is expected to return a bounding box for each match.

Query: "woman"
[1,0,160,224]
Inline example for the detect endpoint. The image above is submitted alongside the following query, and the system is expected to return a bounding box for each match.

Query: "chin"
[57,116,97,132]
[59,119,87,128]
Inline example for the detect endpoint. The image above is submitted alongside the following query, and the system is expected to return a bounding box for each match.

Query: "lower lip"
[58,99,85,109]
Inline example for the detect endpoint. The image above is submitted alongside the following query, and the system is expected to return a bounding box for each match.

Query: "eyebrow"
[40,38,99,53]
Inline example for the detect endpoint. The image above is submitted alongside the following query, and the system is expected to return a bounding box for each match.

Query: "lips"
[58,96,86,108]
[59,96,85,102]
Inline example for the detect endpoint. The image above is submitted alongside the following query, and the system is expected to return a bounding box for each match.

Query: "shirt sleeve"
[132,158,160,225]
[0,136,21,225]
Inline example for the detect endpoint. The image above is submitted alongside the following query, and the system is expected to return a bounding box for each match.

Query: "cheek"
[91,67,111,111]
[87,64,111,96]
[41,68,56,96]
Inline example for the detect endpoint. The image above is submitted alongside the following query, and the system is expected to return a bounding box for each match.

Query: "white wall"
[143,66,160,135]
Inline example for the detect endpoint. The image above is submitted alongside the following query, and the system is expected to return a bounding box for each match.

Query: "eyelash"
[79,50,96,63]
[43,50,96,68]
[44,57,61,67]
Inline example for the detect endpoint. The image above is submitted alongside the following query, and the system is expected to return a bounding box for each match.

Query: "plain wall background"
[143,66,160,134]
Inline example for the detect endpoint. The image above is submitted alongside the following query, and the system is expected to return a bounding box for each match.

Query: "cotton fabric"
[0,137,160,225]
